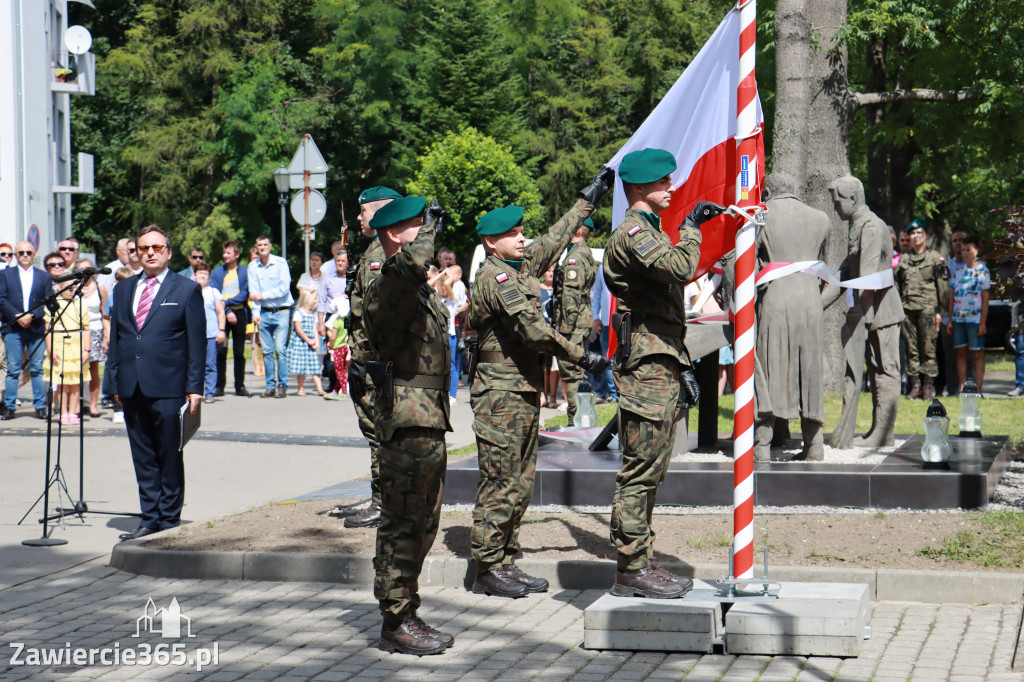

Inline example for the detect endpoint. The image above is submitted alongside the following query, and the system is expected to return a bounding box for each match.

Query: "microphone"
[53,266,112,283]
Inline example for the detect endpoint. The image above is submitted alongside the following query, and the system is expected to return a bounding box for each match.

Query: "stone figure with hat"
[895,217,950,400]
[467,167,615,599]
[753,172,831,461]
[824,175,905,449]
[603,147,726,598]
[361,194,455,655]
[341,185,403,531]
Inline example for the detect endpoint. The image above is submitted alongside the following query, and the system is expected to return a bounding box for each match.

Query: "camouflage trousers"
[611,355,681,572]
[557,332,588,424]
[351,382,381,507]
[470,389,540,572]
[374,426,446,619]
[901,308,939,378]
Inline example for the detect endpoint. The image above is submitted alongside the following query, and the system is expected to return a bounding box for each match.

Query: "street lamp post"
[272,163,290,261]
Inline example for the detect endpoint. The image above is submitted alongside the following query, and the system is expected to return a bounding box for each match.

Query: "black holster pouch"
[680,364,701,409]
[366,360,395,411]
[611,311,631,360]
[466,344,480,386]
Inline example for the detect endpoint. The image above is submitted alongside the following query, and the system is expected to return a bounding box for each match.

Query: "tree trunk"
[865,37,891,223]
[772,0,852,392]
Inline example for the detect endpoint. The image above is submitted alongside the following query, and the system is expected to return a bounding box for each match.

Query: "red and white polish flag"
[606,6,765,279]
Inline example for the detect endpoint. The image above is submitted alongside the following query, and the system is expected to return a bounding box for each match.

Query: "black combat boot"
[922,377,936,400]
[647,561,695,592]
[409,613,455,648]
[472,568,528,598]
[498,564,549,593]
[906,375,922,399]
[344,503,381,528]
[379,614,447,656]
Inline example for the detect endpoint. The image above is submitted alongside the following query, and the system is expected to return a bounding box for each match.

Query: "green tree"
[408,127,541,256]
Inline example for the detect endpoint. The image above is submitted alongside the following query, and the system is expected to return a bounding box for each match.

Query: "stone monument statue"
[753,173,830,461]
[824,176,905,449]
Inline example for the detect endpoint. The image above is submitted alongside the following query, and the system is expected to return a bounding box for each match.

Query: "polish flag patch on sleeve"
[369,262,382,270]
[495,273,509,283]
[628,225,642,236]
[567,259,577,265]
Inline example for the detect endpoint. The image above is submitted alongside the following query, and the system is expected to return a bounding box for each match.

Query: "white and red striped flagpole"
[732,0,759,581]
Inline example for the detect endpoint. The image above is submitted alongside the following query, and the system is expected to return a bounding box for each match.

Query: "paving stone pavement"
[0,562,1021,681]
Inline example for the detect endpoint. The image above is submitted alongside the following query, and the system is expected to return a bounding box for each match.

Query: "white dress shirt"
[18,264,35,312]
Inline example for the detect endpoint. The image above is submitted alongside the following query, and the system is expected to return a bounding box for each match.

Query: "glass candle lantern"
[921,398,952,468]
[958,379,983,437]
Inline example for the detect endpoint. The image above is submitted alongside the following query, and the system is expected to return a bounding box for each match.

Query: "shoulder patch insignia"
[634,235,660,257]
[369,262,381,270]
[495,273,509,283]
[627,225,642,236]
[567,259,577,265]
[498,284,526,308]
[567,270,578,280]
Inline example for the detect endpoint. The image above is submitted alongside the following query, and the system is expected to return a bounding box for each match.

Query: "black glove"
[579,349,611,375]
[683,201,727,229]
[426,200,446,233]
[680,367,701,409]
[348,361,367,399]
[579,167,616,205]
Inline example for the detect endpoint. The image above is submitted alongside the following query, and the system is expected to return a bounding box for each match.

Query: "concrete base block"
[725,582,871,657]
[583,581,723,652]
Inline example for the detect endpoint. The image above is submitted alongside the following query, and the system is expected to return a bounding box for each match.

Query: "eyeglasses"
[45,262,63,270]
[0,252,12,258]
[127,247,137,253]
[17,250,34,256]
[189,254,204,260]
[58,246,78,252]
[136,244,167,254]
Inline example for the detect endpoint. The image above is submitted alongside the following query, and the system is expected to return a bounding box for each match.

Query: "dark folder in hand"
[179,400,201,450]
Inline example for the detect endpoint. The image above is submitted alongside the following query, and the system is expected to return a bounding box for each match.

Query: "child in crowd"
[287,290,325,397]
[102,267,135,422]
[194,263,226,403]
[946,234,990,391]
[44,279,90,424]
[324,295,350,399]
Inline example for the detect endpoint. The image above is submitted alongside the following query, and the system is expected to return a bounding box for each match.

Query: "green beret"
[369,196,426,230]
[906,217,927,233]
[618,148,677,184]
[583,218,595,230]
[358,186,402,205]
[476,205,524,236]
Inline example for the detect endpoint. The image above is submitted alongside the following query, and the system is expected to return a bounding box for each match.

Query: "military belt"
[478,350,541,365]
[633,318,684,337]
[394,373,450,391]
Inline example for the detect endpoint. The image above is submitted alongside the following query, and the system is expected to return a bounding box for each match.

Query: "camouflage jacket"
[554,241,596,340]
[603,208,702,369]
[347,236,385,365]
[896,249,950,313]
[363,224,452,442]
[469,199,594,393]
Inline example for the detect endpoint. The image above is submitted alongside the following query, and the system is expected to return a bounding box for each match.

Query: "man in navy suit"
[0,242,53,420]
[108,225,205,541]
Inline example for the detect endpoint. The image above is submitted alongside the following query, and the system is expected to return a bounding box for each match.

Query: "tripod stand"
[11,274,138,547]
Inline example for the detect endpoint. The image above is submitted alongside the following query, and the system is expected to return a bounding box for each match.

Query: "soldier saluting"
[468,168,615,599]
[343,186,402,529]
[362,195,453,656]
[553,217,598,424]
[603,148,725,598]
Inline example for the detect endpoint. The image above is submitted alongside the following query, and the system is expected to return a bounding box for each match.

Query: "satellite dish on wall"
[64,25,93,55]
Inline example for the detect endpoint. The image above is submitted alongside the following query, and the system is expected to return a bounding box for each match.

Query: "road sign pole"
[304,169,311,268]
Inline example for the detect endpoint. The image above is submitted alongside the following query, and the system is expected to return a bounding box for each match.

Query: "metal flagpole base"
[22,537,68,547]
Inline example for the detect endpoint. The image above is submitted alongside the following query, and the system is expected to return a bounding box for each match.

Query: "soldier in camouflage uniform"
[603,148,725,598]
[343,187,401,529]
[554,218,598,424]
[468,168,614,599]
[896,218,950,400]
[362,196,453,656]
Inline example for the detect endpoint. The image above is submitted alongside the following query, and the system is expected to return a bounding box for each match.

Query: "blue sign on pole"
[26,224,40,253]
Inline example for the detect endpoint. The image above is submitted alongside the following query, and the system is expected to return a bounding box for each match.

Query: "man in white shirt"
[0,242,53,419]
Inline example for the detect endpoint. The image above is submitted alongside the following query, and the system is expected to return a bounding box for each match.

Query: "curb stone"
[109,542,1024,605]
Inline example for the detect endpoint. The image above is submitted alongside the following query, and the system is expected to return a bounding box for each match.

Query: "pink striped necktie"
[135,276,157,329]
